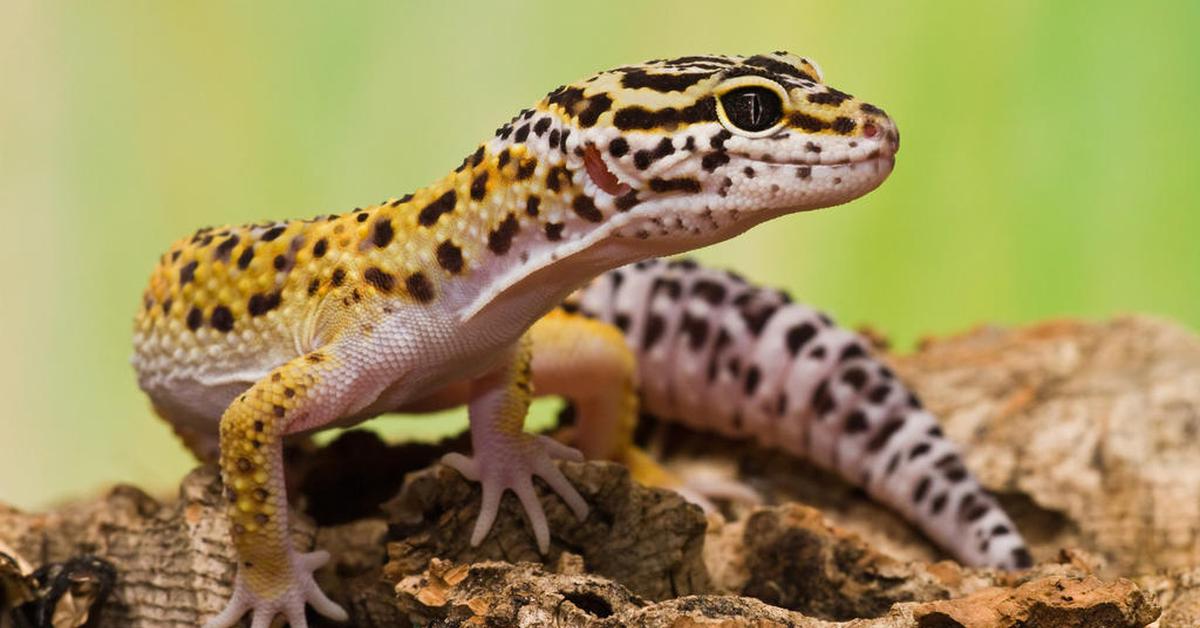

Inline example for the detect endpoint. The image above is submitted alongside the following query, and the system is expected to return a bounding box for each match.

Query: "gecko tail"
[571,257,1032,570]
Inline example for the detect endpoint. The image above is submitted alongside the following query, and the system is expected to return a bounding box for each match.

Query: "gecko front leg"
[204,349,355,628]
[442,333,590,552]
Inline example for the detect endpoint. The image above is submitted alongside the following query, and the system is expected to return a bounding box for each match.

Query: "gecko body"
[133,52,905,627]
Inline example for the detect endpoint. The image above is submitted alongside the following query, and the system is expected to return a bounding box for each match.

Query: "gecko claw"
[442,434,589,553]
[204,549,347,628]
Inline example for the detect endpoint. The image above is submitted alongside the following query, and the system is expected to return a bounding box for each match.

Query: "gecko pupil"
[720,87,782,132]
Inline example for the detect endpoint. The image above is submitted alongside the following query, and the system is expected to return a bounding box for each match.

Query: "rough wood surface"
[3,314,1199,626]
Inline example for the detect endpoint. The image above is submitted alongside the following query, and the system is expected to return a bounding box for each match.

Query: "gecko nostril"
[862,123,879,138]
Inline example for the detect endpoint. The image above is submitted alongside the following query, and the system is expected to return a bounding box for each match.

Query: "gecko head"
[497,52,899,254]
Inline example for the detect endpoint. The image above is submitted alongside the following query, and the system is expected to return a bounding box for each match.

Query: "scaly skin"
[132,52,898,626]
[569,259,1033,570]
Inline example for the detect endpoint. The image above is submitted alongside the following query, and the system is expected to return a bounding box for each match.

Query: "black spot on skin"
[513,124,530,143]
[612,313,630,332]
[651,277,682,300]
[210,305,234,332]
[1012,548,1033,569]
[796,166,812,179]
[247,291,282,317]
[642,314,666,349]
[743,166,755,179]
[860,102,886,116]
[867,385,891,404]
[611,97,717,131]
[572,195,603,222]
[497,148,511,168]
[161,298,172,314]
[831,117,856,134]
[965,504,989,522]
[523,196,541,217]
[470,171,489,201]
[533,117,551,136]
[179,261,198,285]
[701,151,730,171]
[633,151,652,170]
[312,239,328,258]
[186,307,203,331]
[621,69,708,92]
[363,267,395,292]
[744,365,761,395]
[884,452,901,476]
[307,279,320,295]
[487,213,520,254]
[356,213,369,222]
[214,235,239,261]
[681,313,709,350]
[406,272,435,303]
[743,55,817,82]
[648,177,701,193]
[544,222,564,241]
[840,343,867,361]
[867,416,905,452]
[812,380,834,417]
[273,255,287,271]
[944,466,967,483]
[841,367,868,390]
[418,190,458,226]
[436,240,464,273]
[331,268,346,287]
[786,323,817,356]
[546,166,569,192]
[910,442,931,460]
[373,218,395,248]
[516,158,538,180]
[844,410,868,433]
[547,129,560,149]
[545,85,585,112]
[468,145,485,167]
[260,226,286,242]
[609,137,629,158]
[913,477,930,504]
[273,404,285,418]
[577,93,613,127]
[908,392,923,409]
[741,304,778,336]
[807,89,852,106]
[992,525,1011,536]
[691,279,726,305]
[790,113,829,132]
[614,190,639,211]
[710,129,732,150]
[931,492,948,515]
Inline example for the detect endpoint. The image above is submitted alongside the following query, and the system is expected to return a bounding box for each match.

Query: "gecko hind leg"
[441,333,589,553]
[529,308,760,513]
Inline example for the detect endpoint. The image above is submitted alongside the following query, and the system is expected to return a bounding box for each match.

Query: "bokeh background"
[2,2,1197,510]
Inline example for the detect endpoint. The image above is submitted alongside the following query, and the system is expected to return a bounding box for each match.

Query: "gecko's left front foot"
[204,550,346,628]
[442,433,589,553]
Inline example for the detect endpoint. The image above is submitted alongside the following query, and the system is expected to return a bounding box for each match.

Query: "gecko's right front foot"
[442,433,590,553]
[204,550,346,628]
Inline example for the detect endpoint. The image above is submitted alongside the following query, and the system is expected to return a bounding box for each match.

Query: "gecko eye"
[719,87,783,133]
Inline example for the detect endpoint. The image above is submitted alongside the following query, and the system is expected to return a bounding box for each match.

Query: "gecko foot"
[203,550,347,628]
[442,434,589,553]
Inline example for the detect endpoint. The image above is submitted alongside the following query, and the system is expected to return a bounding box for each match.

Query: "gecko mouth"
[584,144,632,196]
[735,147,896,168]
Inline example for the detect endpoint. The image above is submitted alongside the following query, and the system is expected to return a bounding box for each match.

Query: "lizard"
[132,52,904,627]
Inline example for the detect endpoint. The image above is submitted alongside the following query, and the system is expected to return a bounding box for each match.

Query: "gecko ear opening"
[584,145,632,197]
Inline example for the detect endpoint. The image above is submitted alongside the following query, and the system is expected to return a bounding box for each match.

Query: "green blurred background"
[2,2,1197,510]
